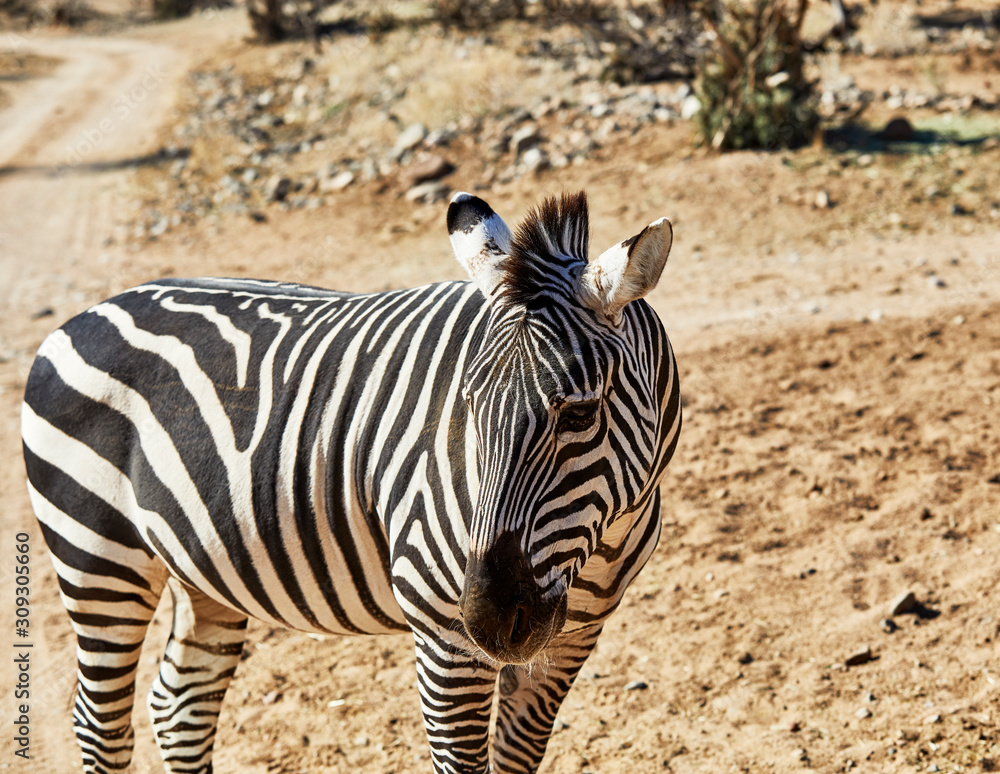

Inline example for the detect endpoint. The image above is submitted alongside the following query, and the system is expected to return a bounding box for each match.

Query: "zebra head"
[448,191,676,664]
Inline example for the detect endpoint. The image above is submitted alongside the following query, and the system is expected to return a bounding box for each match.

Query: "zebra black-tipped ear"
[578,217,672,325]
[448,192,513,298]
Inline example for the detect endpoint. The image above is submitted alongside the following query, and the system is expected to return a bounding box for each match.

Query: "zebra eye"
[558,400,600,434]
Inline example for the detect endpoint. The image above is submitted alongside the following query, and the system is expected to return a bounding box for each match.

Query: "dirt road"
[0,29,194,772]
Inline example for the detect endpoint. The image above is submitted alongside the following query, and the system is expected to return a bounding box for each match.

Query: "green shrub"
[694,0,818,151]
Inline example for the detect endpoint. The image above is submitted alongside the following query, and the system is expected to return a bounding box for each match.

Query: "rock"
[31,307,55,320]
[890,591,918,616]
[949,203,972,216]
[249,211,267,223]
[552,719,570,732]
[880,117,914,141]
[404,181,450,204]
[509,123,542,155]
[291,83,309,107]
[855,707,873,719]
[737,652,754,665]
[591,103,612,119]
[624,680,648,691]
[845,646,875,667]
[864,691,877,703]
[262,690,283,705]
[521,147,549,173]
[405,153,455,187]
[680,94,702,120]
[869,308,884,322]
[880,618,899,633]
[266,175,292,203]
[394,123,428,157]
[321,171,354,193]
[425,128,455,147]
[353,734,369,747]
[814,190,832,209]
[924,714,942,725]
[927,275,947,289]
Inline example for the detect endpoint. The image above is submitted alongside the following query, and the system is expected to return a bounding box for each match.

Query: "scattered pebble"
[509,123,542,156]
[845,646,875,667]
[737,652,754,665]
[393,123,428,157]
[880,116,914,141]
[881,618,900,633]
[262,690,283,705]
[624,680,649,691]
[265,175,292,203]
[321,170,355,192]
[521,147,549,173]
[404,154,454,187]
[814,190,832,209]
[924,714,942,725]
[404,181,450,204]
[890,591,919,617]
[855,707,873,720]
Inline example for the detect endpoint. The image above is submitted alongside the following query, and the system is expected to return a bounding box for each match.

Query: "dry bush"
[247,0,333,42]
[431,0,527,28]
[694,0,819,150]
[152,0,196,19]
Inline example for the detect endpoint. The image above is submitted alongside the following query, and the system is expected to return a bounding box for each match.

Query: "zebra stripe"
[23,191,681,774]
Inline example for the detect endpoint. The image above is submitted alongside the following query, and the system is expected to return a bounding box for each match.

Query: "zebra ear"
[578,217,672,324]
[447,192,513,298]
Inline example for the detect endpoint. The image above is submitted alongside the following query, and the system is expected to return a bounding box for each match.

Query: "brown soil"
[1,6,998,774]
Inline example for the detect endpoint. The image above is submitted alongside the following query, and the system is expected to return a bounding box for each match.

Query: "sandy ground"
[0,7,998,774]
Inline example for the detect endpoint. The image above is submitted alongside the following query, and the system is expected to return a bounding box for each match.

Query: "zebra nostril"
[508,604,531,647]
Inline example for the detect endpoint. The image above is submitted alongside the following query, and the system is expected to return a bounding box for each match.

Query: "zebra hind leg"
[68,579,165,774]
[30,497,169,774]
[147,579,248,774]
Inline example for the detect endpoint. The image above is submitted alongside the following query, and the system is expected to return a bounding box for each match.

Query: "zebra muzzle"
[460,533,565,664]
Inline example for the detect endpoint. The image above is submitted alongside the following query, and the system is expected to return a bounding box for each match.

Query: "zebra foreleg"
[412,634,497,774]
[491,627,604,773]
[147,578,248,774]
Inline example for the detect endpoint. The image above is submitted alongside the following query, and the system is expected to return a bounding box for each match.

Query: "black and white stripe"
[22,191,681,774]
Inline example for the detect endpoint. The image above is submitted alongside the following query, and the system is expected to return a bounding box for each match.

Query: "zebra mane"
[502,192,590,307]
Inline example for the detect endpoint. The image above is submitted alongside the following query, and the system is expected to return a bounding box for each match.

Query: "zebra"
[22,190,681,774]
